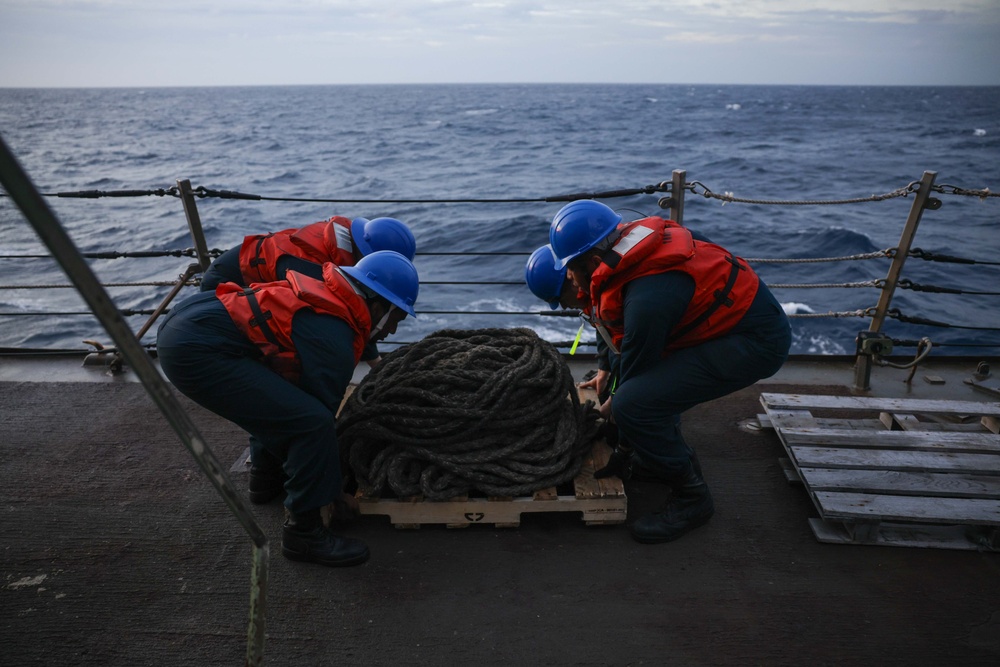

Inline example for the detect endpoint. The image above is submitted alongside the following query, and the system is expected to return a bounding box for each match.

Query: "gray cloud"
[1,0,997,86]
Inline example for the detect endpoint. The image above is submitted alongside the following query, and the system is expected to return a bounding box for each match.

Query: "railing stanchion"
[853,170,937,391]
[671,169,686,225]
[134,263,199,340]
[176,178,213,273]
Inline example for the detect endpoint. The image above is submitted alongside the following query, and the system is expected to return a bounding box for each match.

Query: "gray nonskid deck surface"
[2,380,999,666]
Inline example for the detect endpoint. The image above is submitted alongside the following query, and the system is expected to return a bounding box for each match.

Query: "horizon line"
[3,81,1000,90]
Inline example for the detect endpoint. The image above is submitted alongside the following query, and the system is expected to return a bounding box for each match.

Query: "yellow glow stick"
[569,322,585,355]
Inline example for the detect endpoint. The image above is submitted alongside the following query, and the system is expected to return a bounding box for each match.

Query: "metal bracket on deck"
[853,331,894,390]
[857,331,893,356]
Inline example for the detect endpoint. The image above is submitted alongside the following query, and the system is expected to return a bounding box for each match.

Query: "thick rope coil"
[337,327,599,500]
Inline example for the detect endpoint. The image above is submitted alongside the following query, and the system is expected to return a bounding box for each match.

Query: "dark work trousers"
[199,246,243,292]
[156,293,342,514]
[611,296,791,478]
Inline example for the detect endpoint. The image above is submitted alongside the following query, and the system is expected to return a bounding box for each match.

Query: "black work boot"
[629,463,714,544]
[248,465,288,504]
[282,508,370,567]
[623,448,703,483]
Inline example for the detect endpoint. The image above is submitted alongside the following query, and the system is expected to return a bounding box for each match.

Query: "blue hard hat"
[351,217,417,260]
[548,200,622,269]
[525,245,566,310]
[340,250,419,317]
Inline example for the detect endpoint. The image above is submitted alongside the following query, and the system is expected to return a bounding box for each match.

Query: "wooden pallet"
[759,392,1000,550]
[356,439,626,528]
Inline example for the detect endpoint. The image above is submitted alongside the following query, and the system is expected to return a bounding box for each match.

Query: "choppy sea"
[0,84,998,356]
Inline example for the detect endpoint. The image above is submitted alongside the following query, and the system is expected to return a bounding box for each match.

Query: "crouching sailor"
[200,215,417,370]
[548,200,791,545]
[157,250,419,567]
[200,215,417,291]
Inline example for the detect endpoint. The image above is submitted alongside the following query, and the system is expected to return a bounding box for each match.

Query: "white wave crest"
[800,333,848,355]
[781,302,815,315]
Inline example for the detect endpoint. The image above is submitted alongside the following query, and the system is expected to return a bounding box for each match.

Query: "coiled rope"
[337,327,599,501]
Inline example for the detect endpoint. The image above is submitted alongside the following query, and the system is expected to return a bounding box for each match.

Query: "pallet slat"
[799,467,1000,499]
[357,489,627,528]
[879,412,989,432]
[788,447,1000,474]
[780,427,1000,453]
[760,392,1000,417]
[814,491,1000,525]
[808,518,999,550]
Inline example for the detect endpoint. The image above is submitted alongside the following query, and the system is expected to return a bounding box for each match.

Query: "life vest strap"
[669,254,745,343]
[238,287,283,349]
[249,234,273,270]
[601,247,622,270]
[595,323,620,356]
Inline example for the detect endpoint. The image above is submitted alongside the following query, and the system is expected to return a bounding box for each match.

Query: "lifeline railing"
[3,170,999,379]
[674,169,993,389]
[2,160,999,662]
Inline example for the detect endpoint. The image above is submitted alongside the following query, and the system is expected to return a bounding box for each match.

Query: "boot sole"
[625,470,673,484]
[248,488,285,504]
[282,545,370,567]
[629,512,713,545]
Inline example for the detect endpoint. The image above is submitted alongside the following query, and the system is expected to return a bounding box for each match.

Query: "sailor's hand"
[594,446,628,479]
[598,395,613,421]
[578,368,610,396]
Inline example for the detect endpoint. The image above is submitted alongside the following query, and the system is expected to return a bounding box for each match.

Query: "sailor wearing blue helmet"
[200,214,415,290]
[548,199,791,546]
[157,251,419,568]
[200,213,416,368]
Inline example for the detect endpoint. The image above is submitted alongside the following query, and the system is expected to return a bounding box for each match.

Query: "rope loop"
[337,327,599,500]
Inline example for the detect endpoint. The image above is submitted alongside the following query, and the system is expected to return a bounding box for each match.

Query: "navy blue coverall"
[610,269,791,476]
[156,291,357,513]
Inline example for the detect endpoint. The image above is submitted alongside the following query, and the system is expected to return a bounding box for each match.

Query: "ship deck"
[2,355,999,665]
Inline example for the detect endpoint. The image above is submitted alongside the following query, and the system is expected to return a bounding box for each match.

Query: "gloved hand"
[594,421,625,479]
[594,446,630,479]
[597,420,620,448]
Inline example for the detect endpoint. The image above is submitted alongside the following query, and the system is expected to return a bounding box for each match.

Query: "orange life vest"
[238,216,356,284]
[216,263,371,383]
[590,217,759,353]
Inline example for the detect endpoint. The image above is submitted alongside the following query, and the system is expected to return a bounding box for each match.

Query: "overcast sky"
[1,0,998,88]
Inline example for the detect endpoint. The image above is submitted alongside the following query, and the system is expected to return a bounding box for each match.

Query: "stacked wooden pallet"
[759,392,1000,550]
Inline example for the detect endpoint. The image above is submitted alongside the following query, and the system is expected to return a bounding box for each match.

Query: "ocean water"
[0,84,998,356]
